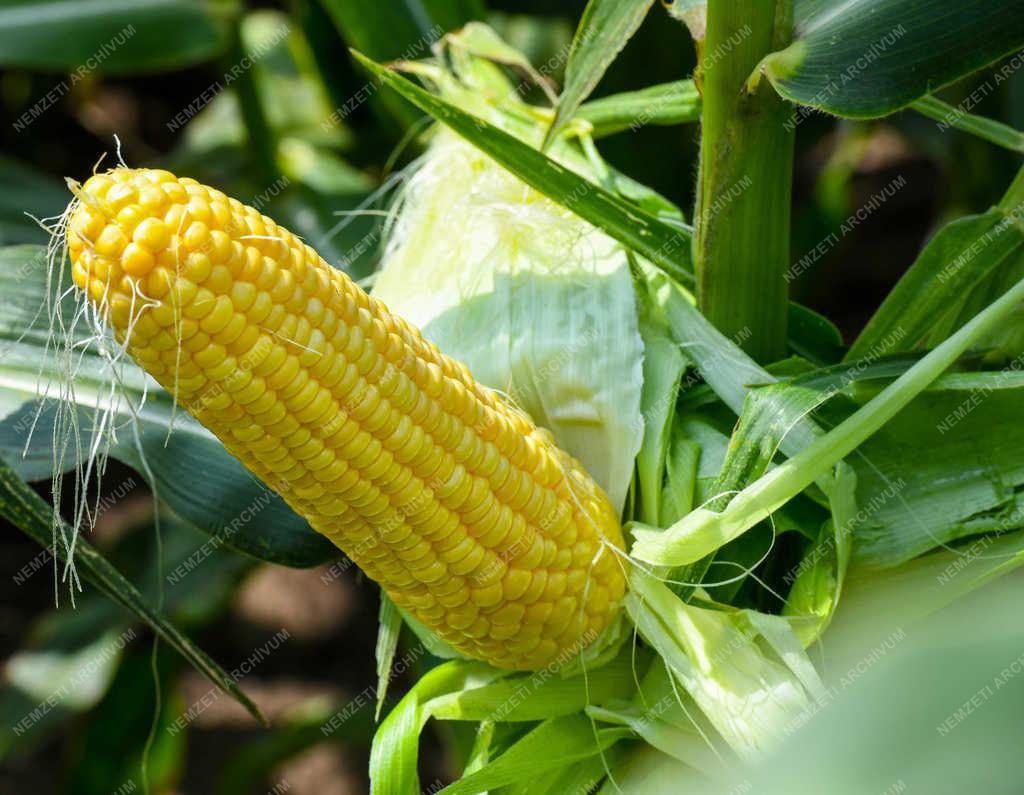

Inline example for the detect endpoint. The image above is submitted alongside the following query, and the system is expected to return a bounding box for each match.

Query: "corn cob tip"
[64,166,628,670]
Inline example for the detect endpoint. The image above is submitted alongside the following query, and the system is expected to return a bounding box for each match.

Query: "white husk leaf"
[373,126,644,512]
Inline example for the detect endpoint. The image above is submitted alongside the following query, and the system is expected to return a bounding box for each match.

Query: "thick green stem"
[694,0,794,362]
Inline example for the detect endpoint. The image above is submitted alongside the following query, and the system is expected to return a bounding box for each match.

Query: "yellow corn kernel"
[65,167,627,671]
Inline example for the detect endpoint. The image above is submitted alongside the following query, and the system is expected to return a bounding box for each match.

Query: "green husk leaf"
[635,279,690,526]
[438,714,631,795]
[626,569,825,759]
[783,462,856,645]
[599,744,709,795]
[660,424,701,528]
[370,660,500,794]
[374,593,403,719]
[426,646,642,722]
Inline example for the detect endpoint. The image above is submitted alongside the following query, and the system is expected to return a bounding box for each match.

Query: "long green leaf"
[0,456,266,726]
[351,52,695,286]
[0,0,238,74]
[911,95,1024,154]
[544,0,656,147]
[763,0,1024,118]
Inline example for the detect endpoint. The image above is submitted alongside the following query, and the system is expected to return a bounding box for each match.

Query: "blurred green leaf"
[318,0,482,131]
[0,157,67,246]
[63,644,186,795]
[0,0,238,73]
[707,557,1024,795]
[544,0,656,146]
[764,0,1024,119]
[318,0,480,61]
[213,699,374,795]
[352,52,695,286]
[427,647,642,723]
[0,455,267,725]
[0,512,250,764]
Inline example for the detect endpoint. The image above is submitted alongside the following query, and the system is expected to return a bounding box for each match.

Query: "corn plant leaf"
[439,715,632,795]
[783,461,856,646]
[576,79,702,138]
[0,0,239,73]
[911,96,1024,154]
[351,52,695,286]
[668,381,831,598]
[762,0,1024,118]
[0,245,336,567]
[504,750,623,795]
[848,204,1024,362]
[824,372,1024,568]
[636,261,820,455]
[370,648,637,792]
[697,355,1024,570]
[0,456,266,726]
[632,270,1024,567]
[543,0,656,147]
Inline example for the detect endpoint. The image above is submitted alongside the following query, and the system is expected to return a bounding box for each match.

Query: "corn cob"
[65,167,627,670]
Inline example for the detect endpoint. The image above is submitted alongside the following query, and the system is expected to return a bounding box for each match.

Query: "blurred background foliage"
[1,0,1023,792]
